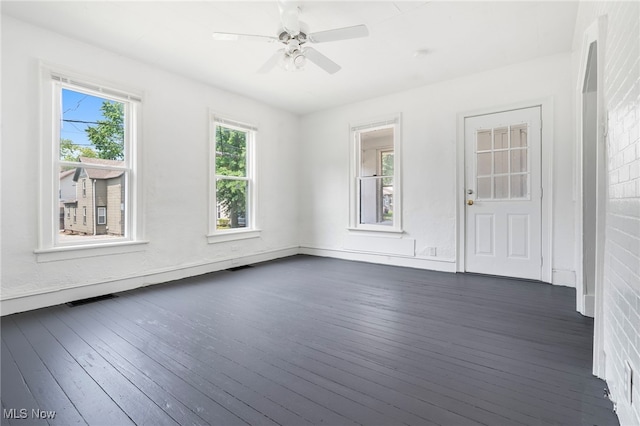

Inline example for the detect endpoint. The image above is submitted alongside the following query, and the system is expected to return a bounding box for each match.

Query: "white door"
[465,107,542,280]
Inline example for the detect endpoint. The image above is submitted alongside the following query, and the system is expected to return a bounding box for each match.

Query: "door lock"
[467,189,474,195]
[467,200,474,205]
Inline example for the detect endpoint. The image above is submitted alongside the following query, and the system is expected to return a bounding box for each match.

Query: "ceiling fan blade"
[278,0,301,35]
[304,47,341,74]
[212,32,278,43]
[258,49,285,73]
[308,24,369,43]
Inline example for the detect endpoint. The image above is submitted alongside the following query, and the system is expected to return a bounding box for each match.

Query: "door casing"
[576,15,607,379]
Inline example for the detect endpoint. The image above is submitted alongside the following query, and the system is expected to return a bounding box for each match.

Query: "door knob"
[467,200,474,205]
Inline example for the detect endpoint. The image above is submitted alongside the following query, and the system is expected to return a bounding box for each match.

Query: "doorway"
[464,107,542,280]
[577,16,607,378]
[581,41,599,315]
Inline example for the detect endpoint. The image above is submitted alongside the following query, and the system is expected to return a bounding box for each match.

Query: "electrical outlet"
[624,361,633,405]
[428,247,437,256]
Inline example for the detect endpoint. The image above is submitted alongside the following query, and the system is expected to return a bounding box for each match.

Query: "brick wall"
[574,2,640,425]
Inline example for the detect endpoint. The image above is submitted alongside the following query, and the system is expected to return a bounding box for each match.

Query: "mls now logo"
[4,408,56,419]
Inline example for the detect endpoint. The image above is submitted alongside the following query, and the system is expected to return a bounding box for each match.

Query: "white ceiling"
[2,1,579,115]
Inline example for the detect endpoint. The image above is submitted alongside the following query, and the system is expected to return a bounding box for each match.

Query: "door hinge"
[541,187,544,199]
[541,256,544,266]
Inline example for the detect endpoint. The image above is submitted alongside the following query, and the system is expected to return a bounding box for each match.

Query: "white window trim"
[37,64,145,258]
[349,114,403,233]
[207,113,260,243]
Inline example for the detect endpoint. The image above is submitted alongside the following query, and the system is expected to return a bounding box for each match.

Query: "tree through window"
[212,120,255,232]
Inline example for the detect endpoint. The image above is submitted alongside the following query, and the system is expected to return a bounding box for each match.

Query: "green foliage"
[60,138,97,161]
[215,126,247,228]
[382,151,394,186]
[85,101,125,160]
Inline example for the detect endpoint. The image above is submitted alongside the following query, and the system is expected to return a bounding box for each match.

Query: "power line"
[63,94,88,115]
[62,119,100,124]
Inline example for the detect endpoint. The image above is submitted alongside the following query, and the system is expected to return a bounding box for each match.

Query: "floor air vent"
[227,265,253,272]
[67,294,117,307]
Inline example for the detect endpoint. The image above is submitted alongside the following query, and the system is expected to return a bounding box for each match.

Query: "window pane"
[477,152,492,176]
[510,125,528,147]
[97,207,107,225]
[494,151,509,174]
[494,175,509,199]
[359,177,392,226]
[511,174,528,198]
[381,151,394,186]
[510,149,528,173]
[216,178,248,229]
[477,177,491,199]
[59,165,126,243]
[216,126,247,176]
[494,127,508,149]
[477,130,491,151]
[61,89,125,161]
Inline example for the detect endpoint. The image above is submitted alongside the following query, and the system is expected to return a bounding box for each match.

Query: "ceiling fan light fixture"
[292,52,306,68]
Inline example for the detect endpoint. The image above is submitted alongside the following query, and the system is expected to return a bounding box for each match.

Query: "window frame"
[349,114,403,233]
[36,66,145,259]
[207,114,260,243]
[97,207,107,225]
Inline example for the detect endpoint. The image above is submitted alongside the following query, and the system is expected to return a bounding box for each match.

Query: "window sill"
[207,229,261,244]
[347,227,405,238]
[35,240,149,263]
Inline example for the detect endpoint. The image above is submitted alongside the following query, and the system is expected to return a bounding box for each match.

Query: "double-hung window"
[97,207,107,225]
[208,115,258,241]
[350,115,402,232]
[39,68,142,254]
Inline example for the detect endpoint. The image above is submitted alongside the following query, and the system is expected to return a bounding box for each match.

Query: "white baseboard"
[1,246,298,316]
[299,246,457,273]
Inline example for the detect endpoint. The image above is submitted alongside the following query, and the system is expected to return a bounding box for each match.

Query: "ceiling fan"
[211,1,369,74]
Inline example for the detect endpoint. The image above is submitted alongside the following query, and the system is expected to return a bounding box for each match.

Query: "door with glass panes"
[465,107,542,280]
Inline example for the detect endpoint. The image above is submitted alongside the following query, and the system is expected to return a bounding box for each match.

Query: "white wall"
[1,16,300,314]
[300,53,576,279]
[573,3,640,425]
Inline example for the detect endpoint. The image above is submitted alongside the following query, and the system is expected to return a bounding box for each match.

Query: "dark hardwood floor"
[1,255,619,425]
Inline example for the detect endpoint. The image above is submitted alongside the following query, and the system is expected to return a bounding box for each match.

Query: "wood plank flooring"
[1,255,619,425]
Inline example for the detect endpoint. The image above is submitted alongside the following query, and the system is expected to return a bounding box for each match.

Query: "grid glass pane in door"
[475,124,530,200]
